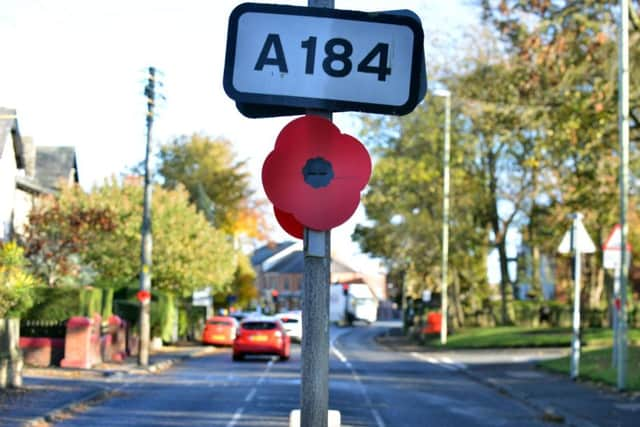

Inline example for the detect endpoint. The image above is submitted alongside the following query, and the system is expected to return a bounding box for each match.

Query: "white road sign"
[602,224,632,269]
[223,3,425,116]
[558,220,596,254]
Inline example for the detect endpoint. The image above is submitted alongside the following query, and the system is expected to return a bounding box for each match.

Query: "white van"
[329,283,378,325]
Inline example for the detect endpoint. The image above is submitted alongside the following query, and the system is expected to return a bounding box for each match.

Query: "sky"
[1,0,479,274]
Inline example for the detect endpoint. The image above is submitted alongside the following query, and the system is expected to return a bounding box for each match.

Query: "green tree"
[0,241,41,317]
[25,179,237,296]
[354,92,489,326]
[157,134,253,234]
[480,0,640,308]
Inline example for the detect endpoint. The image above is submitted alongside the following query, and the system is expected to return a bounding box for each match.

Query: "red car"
[201,316,238,346]
[232,316,290,361]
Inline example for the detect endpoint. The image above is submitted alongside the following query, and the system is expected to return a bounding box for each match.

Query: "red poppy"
[262,115,371,231]
[136,290,151,303]
[274,206,304,239]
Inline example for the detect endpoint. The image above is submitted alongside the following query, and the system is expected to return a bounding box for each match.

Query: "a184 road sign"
[223,3,426,117]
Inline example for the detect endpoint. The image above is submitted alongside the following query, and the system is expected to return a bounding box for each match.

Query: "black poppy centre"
[302,157,335,189]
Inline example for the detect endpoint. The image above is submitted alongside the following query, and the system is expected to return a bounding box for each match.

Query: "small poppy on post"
[262,115,371,235]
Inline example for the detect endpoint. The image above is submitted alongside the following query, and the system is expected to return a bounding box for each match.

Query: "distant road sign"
[603,224,632,269]
[224,3,425,116]
[558,220,596,254]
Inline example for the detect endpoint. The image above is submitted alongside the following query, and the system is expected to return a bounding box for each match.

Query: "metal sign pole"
[617,0,630,392]
[302,6,333,427]
[612,266,620,368]
[301,228,331,427]
[570,214,582,380]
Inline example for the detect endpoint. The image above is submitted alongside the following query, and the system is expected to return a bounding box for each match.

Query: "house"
[0,107,28,241]
[0,107,79,242]
[251,241,387,311]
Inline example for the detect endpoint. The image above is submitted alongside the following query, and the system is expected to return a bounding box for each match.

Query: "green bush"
[150,292,176,342]
[512,301,540,327]
[22,287,103,321]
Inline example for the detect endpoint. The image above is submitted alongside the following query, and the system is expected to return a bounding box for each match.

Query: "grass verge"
[537,346,640,392]
[421,326,640,349]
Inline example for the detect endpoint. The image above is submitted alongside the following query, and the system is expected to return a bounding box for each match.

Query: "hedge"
[22,287,104,321]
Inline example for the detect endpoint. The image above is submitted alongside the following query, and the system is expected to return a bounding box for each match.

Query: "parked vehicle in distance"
[229,311,248,324]
[201,316,238,346]
[275,311,302,343]
[232,316,290,361]
[329,283,378,325]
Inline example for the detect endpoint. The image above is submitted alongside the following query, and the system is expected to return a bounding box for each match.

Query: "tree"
[354,92,489,326]
[0,241,41,318]
[156,134,255,235]
[22,192,116,287]
[23,179,237,296]
[480,0,640,309]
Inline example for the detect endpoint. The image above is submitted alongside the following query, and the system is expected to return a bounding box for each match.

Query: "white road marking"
[331,345,386,427]
[257,358,275,385]
[332,347,348,363]
[411,352,466,371]
[441,355,467,370]
[229,356,274,425]
[372,409,385,427]
[226,407,244,427]
[245,387,257,402]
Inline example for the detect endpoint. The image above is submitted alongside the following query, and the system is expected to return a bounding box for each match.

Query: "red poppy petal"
[262,151,309,213]
[274,207,304,239]
[291,189,362,230]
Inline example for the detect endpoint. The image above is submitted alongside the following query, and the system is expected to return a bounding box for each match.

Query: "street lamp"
[433,88,451,345]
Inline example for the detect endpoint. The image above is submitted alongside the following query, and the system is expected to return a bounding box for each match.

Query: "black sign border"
[223,2,425,117]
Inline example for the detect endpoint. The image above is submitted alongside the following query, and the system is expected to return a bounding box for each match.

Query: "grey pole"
[301,228,331,427]
[569,213,582,380]
[617,0,630,391]
[138,66,155,367]
[612,266,620,368]
[433,89,451,345]
[302,4,333,426]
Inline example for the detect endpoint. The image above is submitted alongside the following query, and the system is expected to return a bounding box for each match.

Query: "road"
[40,322,568,427]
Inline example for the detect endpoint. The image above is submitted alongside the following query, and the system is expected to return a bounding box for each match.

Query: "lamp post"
[433,89,451,345]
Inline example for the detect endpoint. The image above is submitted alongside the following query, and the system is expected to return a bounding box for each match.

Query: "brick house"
[251,241,387,310]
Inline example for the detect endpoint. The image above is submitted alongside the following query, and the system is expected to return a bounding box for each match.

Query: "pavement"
[0,343,221,427]
[376,328,640,427]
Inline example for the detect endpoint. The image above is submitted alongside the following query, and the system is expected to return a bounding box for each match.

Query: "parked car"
[232,316,290,361]
[275,311,302,343]
[201,316,238,346]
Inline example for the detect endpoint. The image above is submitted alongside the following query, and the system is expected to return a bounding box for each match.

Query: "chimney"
[22,136,36,177]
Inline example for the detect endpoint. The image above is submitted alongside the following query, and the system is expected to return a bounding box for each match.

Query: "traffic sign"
[602,224,632,269]
[558,219,596,254]
[224,3,426,116]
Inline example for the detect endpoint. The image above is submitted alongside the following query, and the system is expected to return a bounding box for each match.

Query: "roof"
[35,146,79,189]
[0,107,24,169]
[15,175,56,195]
[251,241,297,266]
[267,250,304,273]
[262,248,358,274]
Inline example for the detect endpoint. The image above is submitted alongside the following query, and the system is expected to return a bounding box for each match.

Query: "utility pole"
[617,0,630,391]
[139,66,156,367]
[433,89,451,345]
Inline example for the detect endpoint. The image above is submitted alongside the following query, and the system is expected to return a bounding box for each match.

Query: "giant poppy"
[262,115,371,232]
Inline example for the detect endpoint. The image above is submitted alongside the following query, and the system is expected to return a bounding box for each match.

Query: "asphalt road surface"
[42,322,567,427]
